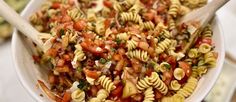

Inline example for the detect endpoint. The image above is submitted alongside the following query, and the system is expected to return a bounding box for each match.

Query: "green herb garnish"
[115,38,122,45]
[99,58,107,64]
[164,63,171,70]
[59,29,65,35]
[77,80,89,91]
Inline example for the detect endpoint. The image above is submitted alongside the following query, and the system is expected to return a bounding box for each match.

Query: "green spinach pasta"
[30,0,218,102]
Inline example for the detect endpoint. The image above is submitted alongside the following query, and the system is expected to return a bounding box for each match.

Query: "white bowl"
[12,0,225,102]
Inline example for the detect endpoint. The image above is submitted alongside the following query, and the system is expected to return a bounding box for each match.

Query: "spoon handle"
[0,0,43,48]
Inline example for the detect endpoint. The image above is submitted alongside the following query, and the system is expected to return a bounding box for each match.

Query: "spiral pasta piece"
[176,77,198,98]
[120,12,142,24]
[204,51,217,67]
[116,32,129,40]
[168,0,180,18]
[29,13,43,25]
[128,2,143,14]
[71,89,86,102]
[174,68,185,80]
[160,30,172,38]
[143,87,155,102]
[127,50,150,62]
[168,18,176,30]
[198,43,211,54]
[155,39,172,54]
[98,75,116,93]
[149,72,168,95]
[202,25,213,38]
[170,80,181,90]
[188,48,199,58]
[136,76,152,91]
[113,1,123,12]
[126,39,138,51]
[72,44,86,68]
[124,0,136,8]
[193,65,208,77]
[142,21,155,30]
[67,8,85,21]
[89,89,109,102]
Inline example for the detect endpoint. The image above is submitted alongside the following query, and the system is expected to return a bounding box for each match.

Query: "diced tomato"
[46,48,57,57]
[145,68,154,77]
[116,97,131,102]
[154,90,163,99]
[113,54,122,61]
[57,59,65,67]
[62,15,72,23]
[32,55,40,63]
[48,74,58,84]
[83,69,100,79]
[51,2,61,9]
[159,53,167,62]
[80,41,104,55]
[90,85,98,97]
[74,19,87,31]
[111,85,123,97]
[178,61,192,77]
[132,94,143,102]
[61,92,71,102]
[138,41,149,51]
[166,56,177,69]
[55,66,70,73]
[163,71,172,85]
[103,0,113,8]
[63,54,71,61]
[202,38,212,45]
[143,12,155,21]
[104,19,112,29]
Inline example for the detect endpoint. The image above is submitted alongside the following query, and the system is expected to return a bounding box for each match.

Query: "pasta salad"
[30,0,217,102]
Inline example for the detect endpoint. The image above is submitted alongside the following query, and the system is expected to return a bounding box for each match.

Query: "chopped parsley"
[99,58,107,64]
[77,80,89,91]
[59,29,65,35]
[111,48,116,52]
[115,38,122,45]
[164,63,171,70]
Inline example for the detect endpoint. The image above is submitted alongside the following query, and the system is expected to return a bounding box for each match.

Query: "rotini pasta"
[155,38,172,54]
[89,89,109,102]
[142,21,155,30]
[71,44,86,68]
[149,72,168,95]
[176,77,198,98]
[168,0,181,18]
[127,50,150,62]
[198,43,211,54]
[143,87,155,102]
[188,48,199,58]
[170,80,181,90]
[174,68,185,80]
[126,39,138,51]
[67,8,85,21]
[98,75,116,93]
[116,32,129,40]
[120,12,142,24]
[71,89,86,102]
[136,76,152,91]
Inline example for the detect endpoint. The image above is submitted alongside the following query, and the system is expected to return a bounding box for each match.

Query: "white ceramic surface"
[12,0,225,102]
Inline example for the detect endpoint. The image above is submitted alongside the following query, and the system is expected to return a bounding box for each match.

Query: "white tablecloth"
[0,0,236,102]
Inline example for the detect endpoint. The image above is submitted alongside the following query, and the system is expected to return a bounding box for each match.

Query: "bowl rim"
[11,1,225,102]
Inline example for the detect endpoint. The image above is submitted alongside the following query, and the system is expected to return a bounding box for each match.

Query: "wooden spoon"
[0,0,47,51]
[178,0,230,53]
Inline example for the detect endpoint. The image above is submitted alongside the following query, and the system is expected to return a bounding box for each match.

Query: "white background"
[0,0,236,102]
